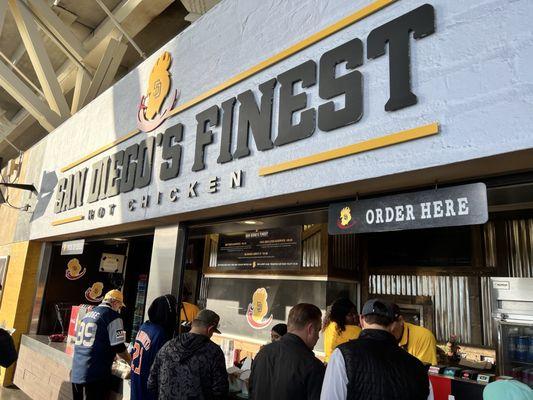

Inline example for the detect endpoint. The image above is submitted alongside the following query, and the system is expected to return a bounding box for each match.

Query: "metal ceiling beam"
[82,38,127,108]
[0,0,8,35]
[8,0,70,118]
[0,0,173,155]
[0,49,44,96]
[84,0,152,52]
[10,41,26,65]
[10,2,87,67]
[25,0,87,61]
[95,0,145,59]
[0,58,61,131]
[71,67,90,114]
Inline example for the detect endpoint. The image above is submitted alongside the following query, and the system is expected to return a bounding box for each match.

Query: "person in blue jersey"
[131,294,177,400]
[71,289,131,400]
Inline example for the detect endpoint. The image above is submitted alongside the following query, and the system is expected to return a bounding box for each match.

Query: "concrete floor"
[0,386,30,400]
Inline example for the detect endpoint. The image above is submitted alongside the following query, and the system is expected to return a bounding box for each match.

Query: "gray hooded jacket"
[147,332,229,400]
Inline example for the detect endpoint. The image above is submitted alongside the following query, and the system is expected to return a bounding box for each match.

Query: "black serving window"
[367,226,473,268]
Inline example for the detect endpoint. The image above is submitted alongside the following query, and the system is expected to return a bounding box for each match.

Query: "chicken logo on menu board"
[246,288,273,330]
[137,51,179,132]
[337,206,356,230]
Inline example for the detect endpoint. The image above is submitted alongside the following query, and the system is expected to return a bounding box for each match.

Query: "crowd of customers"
[67,290,533,400]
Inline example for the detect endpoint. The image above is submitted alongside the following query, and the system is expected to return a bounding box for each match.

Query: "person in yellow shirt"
[180,301,200,322]
[322,298,361,362]
[179,287,200,331]
[390,303,438,365]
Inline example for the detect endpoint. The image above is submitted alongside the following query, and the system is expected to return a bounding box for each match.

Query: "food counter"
[429,373,486,400]
[13,335,129,400]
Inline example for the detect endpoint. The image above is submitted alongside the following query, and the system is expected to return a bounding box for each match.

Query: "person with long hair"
[322,298,361,363]
[131,294,177,400]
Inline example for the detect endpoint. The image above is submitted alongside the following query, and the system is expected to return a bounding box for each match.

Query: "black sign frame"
[328,183,488,235]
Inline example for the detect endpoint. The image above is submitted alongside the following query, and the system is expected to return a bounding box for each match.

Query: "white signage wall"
[27,0,533,239]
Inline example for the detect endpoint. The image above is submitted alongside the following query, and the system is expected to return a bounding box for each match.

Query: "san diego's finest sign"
[54,5,436,221]
[328,183,488,235]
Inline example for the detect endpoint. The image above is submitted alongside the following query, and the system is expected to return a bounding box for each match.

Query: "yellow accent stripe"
[51,215,85,226]
[60,0,398,173]
[258,122,440,176]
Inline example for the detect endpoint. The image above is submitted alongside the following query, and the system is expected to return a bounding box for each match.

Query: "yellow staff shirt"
[323,322,361,362]
[180,302,200,322]
[399,322,437,365]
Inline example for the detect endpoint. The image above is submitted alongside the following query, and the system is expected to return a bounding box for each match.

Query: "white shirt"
[320,348,434,400]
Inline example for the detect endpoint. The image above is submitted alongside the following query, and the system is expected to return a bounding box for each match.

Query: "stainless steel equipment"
[491,277,533,386]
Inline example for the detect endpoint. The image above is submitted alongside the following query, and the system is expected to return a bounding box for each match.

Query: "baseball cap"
[483,380,533,400]
[104,289,125,307]
[195,309,221,334]
[361,299,395,320]
[391,303,402,320]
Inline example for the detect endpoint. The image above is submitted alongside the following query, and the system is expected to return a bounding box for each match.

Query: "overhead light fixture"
[241,220,264,225]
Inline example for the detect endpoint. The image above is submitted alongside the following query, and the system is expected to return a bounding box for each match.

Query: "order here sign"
[328,183,488,235]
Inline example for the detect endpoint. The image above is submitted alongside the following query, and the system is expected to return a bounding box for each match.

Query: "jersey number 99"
[75,321,97,346]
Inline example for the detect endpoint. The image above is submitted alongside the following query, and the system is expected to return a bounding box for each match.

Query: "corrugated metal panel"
[370,274,471,343]
[483,221,497,268]
[506,219,533,277]
[198,276,210,309]
[302,230,321,268]
[208,235,218,267]
[480,276,493,346]
[330,234,359,272]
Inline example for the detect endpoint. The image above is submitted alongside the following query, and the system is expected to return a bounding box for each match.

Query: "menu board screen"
[216,227,301,270]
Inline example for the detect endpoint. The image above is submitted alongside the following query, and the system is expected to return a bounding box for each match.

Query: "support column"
[0,241,43,386]
[145,224,187,320]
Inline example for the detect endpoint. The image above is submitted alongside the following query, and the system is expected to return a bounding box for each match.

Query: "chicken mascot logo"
[337,206,356,230]
[137,51,179,132]
[85,282,104,303]
[65,258,86,280]
[246,288,273,330]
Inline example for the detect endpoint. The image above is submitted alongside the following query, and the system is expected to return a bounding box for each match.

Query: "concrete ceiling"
[0,0,217,161]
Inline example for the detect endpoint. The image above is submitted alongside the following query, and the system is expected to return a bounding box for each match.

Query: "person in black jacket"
[249,303,325,400]
[320,299,431,400]
[147,309,228,400]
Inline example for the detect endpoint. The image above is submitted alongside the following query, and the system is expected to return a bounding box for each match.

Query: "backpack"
[0,328,17,368]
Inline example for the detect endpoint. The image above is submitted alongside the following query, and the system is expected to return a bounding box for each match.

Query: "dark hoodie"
[147,332,229,400]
